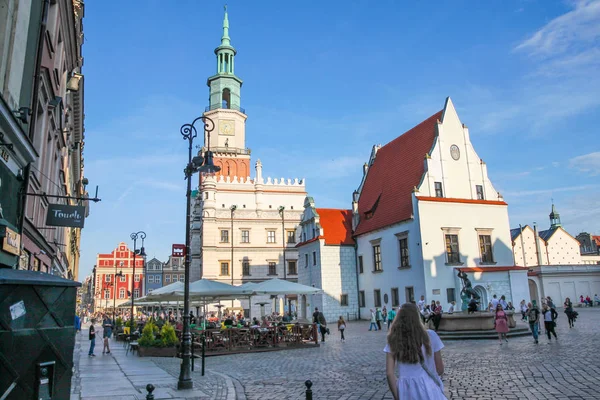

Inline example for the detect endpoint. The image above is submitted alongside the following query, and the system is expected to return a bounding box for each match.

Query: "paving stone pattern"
[191,308,600,400]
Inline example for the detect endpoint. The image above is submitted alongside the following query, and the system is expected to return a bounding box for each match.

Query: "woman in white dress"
[384,303,446,400]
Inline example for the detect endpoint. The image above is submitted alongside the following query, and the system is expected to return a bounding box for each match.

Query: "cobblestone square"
[170,308,600,399]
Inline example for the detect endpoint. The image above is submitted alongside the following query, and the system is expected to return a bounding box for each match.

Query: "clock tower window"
[222,88,231,109]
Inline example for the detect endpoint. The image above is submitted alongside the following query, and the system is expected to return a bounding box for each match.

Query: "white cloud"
[504,184,600,198]
[569,152,600,175]
[515,0,600,57]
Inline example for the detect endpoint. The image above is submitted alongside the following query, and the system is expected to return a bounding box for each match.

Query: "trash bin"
[0,269,80,399]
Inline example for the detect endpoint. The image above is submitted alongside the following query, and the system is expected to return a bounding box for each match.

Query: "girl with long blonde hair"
[384,303,446,399]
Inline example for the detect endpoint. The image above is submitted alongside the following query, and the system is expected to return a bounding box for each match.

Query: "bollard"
[305,380,312,400]
[201,334,206,376]
[146,383,155,400]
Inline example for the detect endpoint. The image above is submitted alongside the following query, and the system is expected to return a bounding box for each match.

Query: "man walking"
[375,308,383,330]
[88,318,96,357]
[526,302,540,344]
[315,309,327,342]
[387,307,396,330]
[369,309,378,331]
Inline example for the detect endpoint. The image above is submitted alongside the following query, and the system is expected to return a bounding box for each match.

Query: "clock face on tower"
[219,120,235,135]
[450,144,460,161]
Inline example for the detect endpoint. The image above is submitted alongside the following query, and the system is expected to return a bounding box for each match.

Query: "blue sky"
[79,0,600,280]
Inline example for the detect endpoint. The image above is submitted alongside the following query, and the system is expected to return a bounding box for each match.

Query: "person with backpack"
[317,310,328,342]
[88,318,96,357]
[542,304,558,342]
[526,302,540,344]
[375,308,383,330]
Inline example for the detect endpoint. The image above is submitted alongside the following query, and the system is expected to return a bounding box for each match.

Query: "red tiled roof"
[593,236,600,246]
[316,208,355,246]
[355,110,443,236]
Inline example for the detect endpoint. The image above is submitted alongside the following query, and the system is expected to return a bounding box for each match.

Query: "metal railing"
[204,104,246,113]
[206,146,251,156]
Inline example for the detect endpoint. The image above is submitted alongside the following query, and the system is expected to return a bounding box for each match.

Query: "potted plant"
[138,322,179,357]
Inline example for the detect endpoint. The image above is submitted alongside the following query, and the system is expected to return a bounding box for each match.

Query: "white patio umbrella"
[182,279,254,299]
[250,278,322,295]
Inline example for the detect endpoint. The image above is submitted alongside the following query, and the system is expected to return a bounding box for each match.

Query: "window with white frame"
[445,234,461,264]
[179,274,184,281]
[165,274,171,283]
[220,262,229,276]
[134,289,139,298]
[268,262,277,276]
[104,289,110,299]
[372,241,382,272]
[267,230,276,243]
[241,230,250,243]
[148,275,154,283]
[105,275,111,282]
[119,288,125,299]
[398,234,410,268]
[120,275,126,282]
[479,234,494,263]
[220,230,229,243]
[134,274,140,282]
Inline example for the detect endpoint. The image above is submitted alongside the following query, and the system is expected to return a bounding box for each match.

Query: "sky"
[78,0,600,280]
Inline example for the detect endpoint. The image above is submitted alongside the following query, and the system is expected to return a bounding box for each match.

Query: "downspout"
[354,239,360,320]
[533,223,543,266]
[19,0,50,237]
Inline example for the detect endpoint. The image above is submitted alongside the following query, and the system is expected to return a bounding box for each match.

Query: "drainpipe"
[533,223,543,266]
[353,240,360,320]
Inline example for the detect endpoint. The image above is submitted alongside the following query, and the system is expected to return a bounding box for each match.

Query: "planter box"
[138,346,177,357]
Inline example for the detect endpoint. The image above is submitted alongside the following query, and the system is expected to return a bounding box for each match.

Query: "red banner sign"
[172,244,186,258]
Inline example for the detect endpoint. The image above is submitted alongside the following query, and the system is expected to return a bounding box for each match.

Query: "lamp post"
[130,231,146,326]
[114,261,124,323]
[178,115,219,390]
[278,206,287,315]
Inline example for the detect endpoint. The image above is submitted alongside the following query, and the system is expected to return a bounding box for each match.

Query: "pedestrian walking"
[74,314,81,333]
[494,304,509,345]
[382,306,388,324]
[542,304,558,342]
[546,296,555,309]
[317,310,328,342]
[376,308,384,330]
[526,302,540,344]
[102,315,113,354]
[417,295,426,312]
[369,309,378,331]
[384,303,446,400]
[431,301,443,332]
[387,307,397,330]
[520,300,528,321]
[337,315,346,342]
[88,319,96,357]
[563,297,577,328]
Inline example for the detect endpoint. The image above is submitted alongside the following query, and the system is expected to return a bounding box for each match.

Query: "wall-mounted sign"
[172,244,185,258]
[46,204,85,228]
[2,226,21,255]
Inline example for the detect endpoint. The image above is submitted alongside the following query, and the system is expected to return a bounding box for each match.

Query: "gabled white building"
[353,98,529,318]
[296,198,358,322]
[512,205,600,305]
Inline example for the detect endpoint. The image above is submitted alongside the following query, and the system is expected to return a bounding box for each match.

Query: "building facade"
[190,9,306,317]
[145,257,163,294]
[162,255,183,286]
[352,98,529,318]
[0,1,46,269]
[512,205,600,305]
[94,242,145,311]
[17,0,87,280]
[296,199,358,322]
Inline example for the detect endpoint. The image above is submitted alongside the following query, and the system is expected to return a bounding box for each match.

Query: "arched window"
[222,88,231,109]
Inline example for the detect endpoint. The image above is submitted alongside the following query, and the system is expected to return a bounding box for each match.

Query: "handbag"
[339,324,346,330]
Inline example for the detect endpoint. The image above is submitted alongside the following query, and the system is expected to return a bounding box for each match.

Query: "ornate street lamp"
[178,115,219,389]
[113,261,124,323]
[130,231,146,327]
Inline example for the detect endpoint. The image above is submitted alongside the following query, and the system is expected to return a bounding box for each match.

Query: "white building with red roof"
[296,198,358,322]
[352,98,529,316]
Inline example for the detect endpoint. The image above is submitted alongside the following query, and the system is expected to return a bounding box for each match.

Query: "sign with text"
[172,244,186,258]
[46,204,86,228]
[2,226,20,255]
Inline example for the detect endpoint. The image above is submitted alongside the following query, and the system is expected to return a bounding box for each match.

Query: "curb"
[208,369,246,400]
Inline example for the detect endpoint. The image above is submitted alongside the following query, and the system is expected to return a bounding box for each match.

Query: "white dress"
[384,330,446,400]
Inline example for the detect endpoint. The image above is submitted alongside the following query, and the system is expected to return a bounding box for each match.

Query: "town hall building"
[190,9,306,317]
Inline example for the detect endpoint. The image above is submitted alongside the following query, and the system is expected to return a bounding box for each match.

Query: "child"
[88,319,96,357]
[337,316,346,342]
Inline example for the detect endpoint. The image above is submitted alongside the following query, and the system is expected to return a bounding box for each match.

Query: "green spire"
[549,203,562,228]
[221,5,231,47]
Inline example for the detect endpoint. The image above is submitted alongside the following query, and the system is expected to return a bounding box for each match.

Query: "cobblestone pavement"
[71,323,234,400]
[183,308,600,400]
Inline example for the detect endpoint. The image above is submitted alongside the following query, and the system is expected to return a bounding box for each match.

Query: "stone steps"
[437,326,531,340]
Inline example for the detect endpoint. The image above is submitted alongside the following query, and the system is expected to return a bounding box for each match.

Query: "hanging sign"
[46,204,85,228]
[172,244,185,257]
[2,226,20,255]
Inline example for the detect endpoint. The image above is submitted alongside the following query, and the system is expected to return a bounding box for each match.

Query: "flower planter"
[138,346,177,357]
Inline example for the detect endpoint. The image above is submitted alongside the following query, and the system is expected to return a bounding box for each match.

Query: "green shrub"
[160,322,179,347]
[115,317,124,329]
[138,321,156,347]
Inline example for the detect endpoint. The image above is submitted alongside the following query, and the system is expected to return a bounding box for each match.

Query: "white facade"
[354,98,529,319]
[296,199,358,323]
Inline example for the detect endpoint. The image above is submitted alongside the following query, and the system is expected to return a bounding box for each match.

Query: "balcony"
[205,104,245,114]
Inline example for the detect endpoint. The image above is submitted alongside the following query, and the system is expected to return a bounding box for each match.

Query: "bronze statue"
[458,270,480,300]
